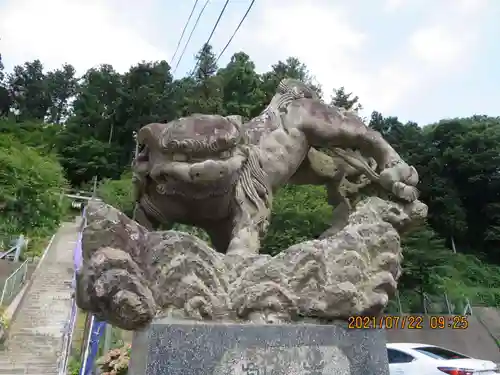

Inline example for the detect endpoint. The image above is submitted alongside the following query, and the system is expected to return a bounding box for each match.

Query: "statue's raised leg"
[286,99,419,202]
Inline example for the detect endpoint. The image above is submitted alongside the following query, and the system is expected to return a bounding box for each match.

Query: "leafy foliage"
[262,186,331,256]
[97,172,135,218]
[0,135,68,238]
[96,344,131,375]
[1,44,500,312]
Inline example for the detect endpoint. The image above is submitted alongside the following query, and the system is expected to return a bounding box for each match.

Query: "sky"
[0,0,499,125]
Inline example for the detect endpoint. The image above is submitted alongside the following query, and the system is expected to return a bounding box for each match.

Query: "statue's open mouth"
[155,172,238,199]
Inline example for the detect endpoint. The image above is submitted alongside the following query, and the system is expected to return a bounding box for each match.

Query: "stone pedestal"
[129,318,389,375]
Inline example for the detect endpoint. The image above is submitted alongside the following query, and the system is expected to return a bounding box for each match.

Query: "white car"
[387,342,500,375]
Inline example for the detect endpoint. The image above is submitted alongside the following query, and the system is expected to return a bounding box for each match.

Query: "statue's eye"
[219,150,232,159]
[172,153,187,162]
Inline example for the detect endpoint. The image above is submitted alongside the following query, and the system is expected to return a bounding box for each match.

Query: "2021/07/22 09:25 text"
[347,315,469,329]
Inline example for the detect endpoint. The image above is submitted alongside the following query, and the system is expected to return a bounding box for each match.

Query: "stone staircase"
[0,220,79,374]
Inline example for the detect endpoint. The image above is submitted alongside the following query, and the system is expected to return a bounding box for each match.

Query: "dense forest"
[1,43,500,313]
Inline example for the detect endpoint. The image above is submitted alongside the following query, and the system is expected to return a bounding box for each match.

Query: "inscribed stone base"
[128,318,389,375]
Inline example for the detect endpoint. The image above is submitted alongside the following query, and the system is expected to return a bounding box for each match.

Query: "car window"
[387,348,415,364]
[414,346,469,360]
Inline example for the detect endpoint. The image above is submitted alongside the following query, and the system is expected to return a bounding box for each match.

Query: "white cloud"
[0,0,495,123]
[235,0,491,119]
[457,0,491,13]
[0,0,169,74]
[384,0,406,12]
[237,2,372,108]
[409,26,468,67]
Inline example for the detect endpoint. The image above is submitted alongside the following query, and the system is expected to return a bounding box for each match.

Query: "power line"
[215,0,255,64]
[204,0,230,51]
[173,0,211,75]
[191,0,231,76]
[170,0,200,66]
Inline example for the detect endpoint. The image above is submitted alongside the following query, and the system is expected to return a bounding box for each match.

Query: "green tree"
[0,135,68,236]
[260,57,323,103]
[112,60,175,166]
[217,52,266,119]
[0,53,11,117]
[369,111,468,248]
[7,60,52,120]
[330,86,362,112]
[398,225,455,312]
[57,64,124,185]
[57,135,122,186]
[46,63,78,124]
[70,64,123,142]
[428,116,500,260]
[189,44,223,114]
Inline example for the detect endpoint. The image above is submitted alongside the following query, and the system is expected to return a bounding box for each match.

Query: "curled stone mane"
[234,146,272,234]
[278,78,319,101]
[159,115,242,155]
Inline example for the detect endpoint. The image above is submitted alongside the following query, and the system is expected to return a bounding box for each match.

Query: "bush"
[97,172,135,218]
[0,118,59,155]
[0,135,68,244]
[261,185,332,255]
[67,357,81,375]
[96,345,131,375]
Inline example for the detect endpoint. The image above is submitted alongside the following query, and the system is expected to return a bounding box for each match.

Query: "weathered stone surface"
[128,319,389,375]
[132,78,423,256]
[76,196,426,330]
[76,80,428,330]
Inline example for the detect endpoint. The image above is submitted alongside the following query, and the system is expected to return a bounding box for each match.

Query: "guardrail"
[386,290,475,316]
[0,235,28,262]
[0,246,16,260]
[0,260,28,306]
[65,194,102,202]
[58,298,77,375]
[58,212,86,375]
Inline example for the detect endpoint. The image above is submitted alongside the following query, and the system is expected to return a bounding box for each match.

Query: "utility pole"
[92,176,97,197]
[451,236,457,253]
[450,236,472,315]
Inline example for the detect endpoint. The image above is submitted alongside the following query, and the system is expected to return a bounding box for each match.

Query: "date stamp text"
[347,315,469,330]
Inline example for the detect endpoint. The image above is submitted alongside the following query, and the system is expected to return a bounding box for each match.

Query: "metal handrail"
[58,211,86,375]
[58,299,77,375]
[0,246,16,259]
[0,259,29,305]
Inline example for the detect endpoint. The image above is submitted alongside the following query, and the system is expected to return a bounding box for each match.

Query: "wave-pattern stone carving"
[76,198,426,331]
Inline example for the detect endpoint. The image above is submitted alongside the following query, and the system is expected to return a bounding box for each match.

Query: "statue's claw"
[76,247,156,330]
[392,182,419,202]
[379,162,420,202]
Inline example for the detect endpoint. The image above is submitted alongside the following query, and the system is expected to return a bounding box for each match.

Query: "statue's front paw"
[380,163,419,202]
[392,182,419,202]
[76,247,156,330]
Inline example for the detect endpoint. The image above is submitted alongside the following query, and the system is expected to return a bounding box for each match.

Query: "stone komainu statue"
[131,78,419,255]
[76,78,427,330]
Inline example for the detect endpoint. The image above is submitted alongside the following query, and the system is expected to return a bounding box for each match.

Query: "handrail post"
[0,259,28,306]
[0,284,5,306]
[14,234,25,262]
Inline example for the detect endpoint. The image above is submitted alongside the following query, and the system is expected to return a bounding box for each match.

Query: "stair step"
[0,368,58,375]
[0,221,79,372]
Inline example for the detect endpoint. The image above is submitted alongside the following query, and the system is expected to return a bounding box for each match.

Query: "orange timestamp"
[347,315,469,330]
